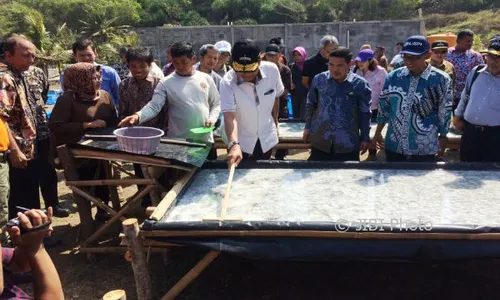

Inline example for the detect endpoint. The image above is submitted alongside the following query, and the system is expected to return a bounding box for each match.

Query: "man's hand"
[204,120,213,128]
[8,208,54,258]
[83,119,107,129]
[360,141,370,154]
[303,129,310,143]
[227,144,243,168]
[118,114,140,127]
[10,149,29,169]
[453,116,465,132]
[372,132,384,149]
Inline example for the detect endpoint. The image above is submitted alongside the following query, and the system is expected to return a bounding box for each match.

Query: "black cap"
[265,44,280,55]
[431,40,449,50]
[269,37,285,47]
[231,39,260,72]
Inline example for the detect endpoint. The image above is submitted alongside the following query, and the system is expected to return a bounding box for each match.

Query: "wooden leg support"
[123,218,153,300]
[161,251,220,300]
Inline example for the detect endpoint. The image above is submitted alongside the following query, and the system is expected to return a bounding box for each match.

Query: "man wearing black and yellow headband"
[220,39,285,167]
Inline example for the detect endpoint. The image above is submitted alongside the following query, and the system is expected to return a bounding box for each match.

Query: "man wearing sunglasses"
[428,40,456,88]
[373,35,453,162]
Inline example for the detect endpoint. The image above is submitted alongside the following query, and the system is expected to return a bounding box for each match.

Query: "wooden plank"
[140,230,500,240]
[66,179,156,187]
[161,251,220,300]
[84,134,207,148]
[150,168,198,221]
[70,186,120,217]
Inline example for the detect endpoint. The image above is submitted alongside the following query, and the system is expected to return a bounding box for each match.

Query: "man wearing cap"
[447,29,485,111]
[303,48,372,161]
[453,37,500,162]
[302,35,339,89]
[374,46,389,71]
[265,44,292,119]
[220,40,284,166]
[214,41,232,77]
[428,40,455,87]
[269,37,288,66]
[373,35,453,162]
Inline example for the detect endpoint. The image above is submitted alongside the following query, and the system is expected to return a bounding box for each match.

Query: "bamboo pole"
[150,168,197,221]
[220,163,236,220]
[123,218,153,300]
[161,251,220,300]
[66,179,155,187]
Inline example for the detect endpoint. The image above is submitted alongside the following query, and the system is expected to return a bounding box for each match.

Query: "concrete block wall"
[137,20,424,65]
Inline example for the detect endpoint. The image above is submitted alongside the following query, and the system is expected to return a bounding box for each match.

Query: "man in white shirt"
[119,41,220,147]
[220,39,284,167]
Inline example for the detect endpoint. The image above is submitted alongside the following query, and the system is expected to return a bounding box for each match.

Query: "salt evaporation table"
[143,161,500,260]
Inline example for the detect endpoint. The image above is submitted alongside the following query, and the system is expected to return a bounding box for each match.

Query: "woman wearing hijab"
[49,62,118,233]
[289,47,308,120]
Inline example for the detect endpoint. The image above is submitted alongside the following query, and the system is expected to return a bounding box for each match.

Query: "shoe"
[51,205,70,218]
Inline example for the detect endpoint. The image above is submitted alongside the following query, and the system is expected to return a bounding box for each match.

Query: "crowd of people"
[0,28,498,297]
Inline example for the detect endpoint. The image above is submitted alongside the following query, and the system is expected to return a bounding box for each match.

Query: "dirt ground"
[28,149,500,300]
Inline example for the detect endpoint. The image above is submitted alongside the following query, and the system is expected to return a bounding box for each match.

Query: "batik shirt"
[305,71,372,154]
[446,48,484,104]
[118,75,165,129]
[376,64,453,155]
[0,63,49,159]
[1,248,33,299]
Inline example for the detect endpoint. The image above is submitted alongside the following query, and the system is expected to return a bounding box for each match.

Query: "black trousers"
[8,138,60,219]
[242,139,272,160]
[385,150,436,162]
[309,146,359,162]
[460,122,500,162]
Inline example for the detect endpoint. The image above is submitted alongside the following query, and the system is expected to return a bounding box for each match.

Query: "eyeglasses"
[402,54,425,61]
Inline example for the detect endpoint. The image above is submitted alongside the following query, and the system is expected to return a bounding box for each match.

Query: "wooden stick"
[66,179,155,187]
[140,229,500,240]
[103,289,126,300]
[220,163,236,220]
[145,207,156,217]
[81,139,93,145]
[150,168,197,221]
[83,134,207,148]
[70,186,119,217]
[122,218,153,300]
[76,185,155,250]
[77,246,171,254]
[161,251,220,300]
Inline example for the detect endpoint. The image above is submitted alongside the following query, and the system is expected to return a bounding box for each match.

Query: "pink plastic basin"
[113,127,164,155]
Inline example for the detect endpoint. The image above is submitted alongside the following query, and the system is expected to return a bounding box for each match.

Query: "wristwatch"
[227,141,240,150]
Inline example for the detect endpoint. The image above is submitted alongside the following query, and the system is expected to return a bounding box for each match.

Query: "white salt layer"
[162,168,500,227]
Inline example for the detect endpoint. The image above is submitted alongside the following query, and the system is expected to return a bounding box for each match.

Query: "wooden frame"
[56,144,196,255]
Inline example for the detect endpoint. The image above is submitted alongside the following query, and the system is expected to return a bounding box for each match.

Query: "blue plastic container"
[47,90,61,105]
[287,93,293,119]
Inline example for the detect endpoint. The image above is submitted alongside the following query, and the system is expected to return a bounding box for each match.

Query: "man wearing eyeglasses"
[427,40,456,89]
[373,36,453,162]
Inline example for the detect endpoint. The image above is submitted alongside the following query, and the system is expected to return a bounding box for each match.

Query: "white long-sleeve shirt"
[137,71,220,142]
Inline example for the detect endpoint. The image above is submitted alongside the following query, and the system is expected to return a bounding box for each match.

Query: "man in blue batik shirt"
[60,39,121,105]
[303,47,372,161]
[373,36,453,162]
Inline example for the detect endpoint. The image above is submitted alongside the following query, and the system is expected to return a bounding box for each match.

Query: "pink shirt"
[356,66,388,110]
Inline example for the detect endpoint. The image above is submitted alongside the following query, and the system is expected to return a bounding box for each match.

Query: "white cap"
[214,40,231,54]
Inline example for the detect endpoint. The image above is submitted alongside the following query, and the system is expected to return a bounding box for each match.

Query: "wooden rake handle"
[219,163,236,220]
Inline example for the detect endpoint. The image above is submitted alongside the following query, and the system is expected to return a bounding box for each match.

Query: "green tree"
[181,11,210,26]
